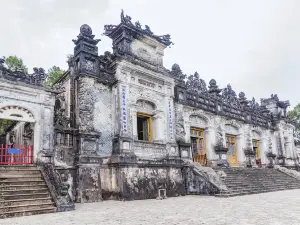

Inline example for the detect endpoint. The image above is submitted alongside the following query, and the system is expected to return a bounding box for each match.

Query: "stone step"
[226,181,299,185]
[0,177,44,182]
[0,180,45,186]
[0,184,47,190]
[224,181,299,186]
[0,197,53,207]
[224,179,299,183]
[0,188,49,195]
[0,166,38,171]
[0,193,50,201]
[0,170,41,176]
[225,178,299,182]
[225,183,300,189]
[225,174,295,178]
[0,174,42,179]
[0,207,56,219]
[0,202,55,213]
[228,184,300,192]
[216,186,300,197]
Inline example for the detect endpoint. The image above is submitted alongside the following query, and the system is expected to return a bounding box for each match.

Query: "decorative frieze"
[138,79,155,88]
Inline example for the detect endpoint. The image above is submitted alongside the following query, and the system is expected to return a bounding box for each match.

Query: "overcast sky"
[1,0,300,108]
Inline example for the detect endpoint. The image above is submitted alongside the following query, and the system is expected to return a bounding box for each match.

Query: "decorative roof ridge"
[0,57,48,87]
[103,9,173,47]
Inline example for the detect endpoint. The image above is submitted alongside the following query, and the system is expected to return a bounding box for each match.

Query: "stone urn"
[244,147,256,168]
[277,155,286,166]
[214,142,229,167]
[266,152,276,168]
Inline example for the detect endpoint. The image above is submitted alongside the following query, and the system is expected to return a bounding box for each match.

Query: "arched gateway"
[0,106,36,165]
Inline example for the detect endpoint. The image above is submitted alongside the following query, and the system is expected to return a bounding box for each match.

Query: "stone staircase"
[0,166,56,219]
[216,168,300,197]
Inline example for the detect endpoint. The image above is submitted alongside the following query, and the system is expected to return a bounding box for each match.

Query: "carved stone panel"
[132,142,167,159]
[225,124,239,135]
[189,115,207,128]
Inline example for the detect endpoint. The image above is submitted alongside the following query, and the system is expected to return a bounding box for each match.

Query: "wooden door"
[226,134,238,166]
[191,128,206,165]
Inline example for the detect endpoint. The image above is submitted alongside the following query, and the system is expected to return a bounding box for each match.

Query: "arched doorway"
[189,114,209,166]
[225,123,240,167]
[0,106,35,165]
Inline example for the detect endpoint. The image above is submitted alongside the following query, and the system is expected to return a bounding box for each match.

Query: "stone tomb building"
[0,11,298,205]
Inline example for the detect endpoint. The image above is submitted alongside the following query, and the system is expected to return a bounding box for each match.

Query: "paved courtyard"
[2,189,300,225]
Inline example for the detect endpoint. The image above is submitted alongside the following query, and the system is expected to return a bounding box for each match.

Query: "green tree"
[45,66,64,86]
[288,104,300,131]
[4,55,28,74]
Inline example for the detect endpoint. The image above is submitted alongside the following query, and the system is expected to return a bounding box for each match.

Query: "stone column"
[204,126,216,166]
[77,164,102,203]
[260,137,268,167]
[152,111,164,142]
[76,132,102,203]
[131,107,138,140]
[271,132,277,155]
[236,133,246,167]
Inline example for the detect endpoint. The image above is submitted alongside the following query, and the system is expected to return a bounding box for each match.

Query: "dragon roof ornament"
[261,94,290,110]
[104,10,173,47]
[186,72,207,93]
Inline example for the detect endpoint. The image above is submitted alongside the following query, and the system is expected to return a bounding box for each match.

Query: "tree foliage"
[45,66,64,86]
[4,55,28,74]
[288,104,300,132]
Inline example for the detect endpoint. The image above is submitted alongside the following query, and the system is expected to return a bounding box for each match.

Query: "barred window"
[56,133,73,147]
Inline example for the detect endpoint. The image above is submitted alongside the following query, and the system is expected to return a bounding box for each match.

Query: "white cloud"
[1,0,299,107]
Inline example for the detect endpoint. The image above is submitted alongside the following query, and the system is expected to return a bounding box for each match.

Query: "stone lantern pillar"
[266,152,277,168]
[214,141,229,167]
[244,147,256,168]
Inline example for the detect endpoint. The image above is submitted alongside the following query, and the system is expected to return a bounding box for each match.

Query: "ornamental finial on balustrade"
[238,92,249,107]
[73,24,100,46]
[186,72,207,93]
[221,84,242,109]
[32,67,47,85]
[170,63,186,82]
[208,79,222,96]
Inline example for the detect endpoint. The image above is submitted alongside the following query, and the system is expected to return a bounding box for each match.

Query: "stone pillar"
[236,133,246,167]
[271,132,277,155]
[75,132,102,203]
[260,138,268,167]
[204,126,216,166]
[77,164,102,203]
[131,108,138,140]
[152,112,164,141]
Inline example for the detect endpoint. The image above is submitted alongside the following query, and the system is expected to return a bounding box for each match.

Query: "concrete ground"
[2,189,300,225]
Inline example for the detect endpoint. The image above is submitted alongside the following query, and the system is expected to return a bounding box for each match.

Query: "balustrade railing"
[0,144,33,165]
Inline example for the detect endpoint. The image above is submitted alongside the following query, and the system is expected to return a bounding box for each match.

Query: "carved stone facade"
[0,10,298,204]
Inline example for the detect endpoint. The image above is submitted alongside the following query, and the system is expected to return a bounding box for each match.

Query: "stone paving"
[2,189,300,225]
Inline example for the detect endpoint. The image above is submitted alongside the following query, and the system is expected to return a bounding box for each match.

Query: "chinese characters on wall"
[121,86,127,133]
[168,100,173,139]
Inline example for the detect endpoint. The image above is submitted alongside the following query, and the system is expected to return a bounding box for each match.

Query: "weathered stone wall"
[183,166,219,195]
[77,76,113,156]
[76,166,102,203]
[101,165,185,200]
